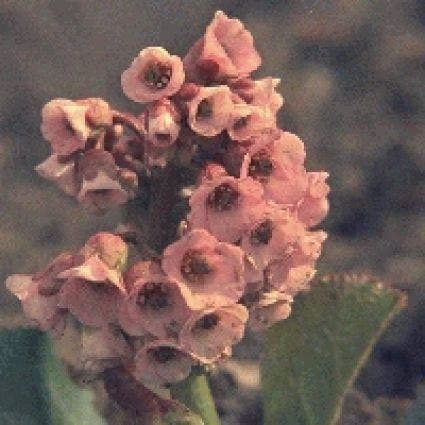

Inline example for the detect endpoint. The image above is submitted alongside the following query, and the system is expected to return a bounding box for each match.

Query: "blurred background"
[0,1,424,424]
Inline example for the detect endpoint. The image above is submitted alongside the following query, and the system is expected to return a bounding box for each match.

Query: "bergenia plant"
[4,11,405,425]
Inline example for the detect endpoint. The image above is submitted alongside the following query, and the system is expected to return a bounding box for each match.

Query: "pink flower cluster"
[8,11,330,386]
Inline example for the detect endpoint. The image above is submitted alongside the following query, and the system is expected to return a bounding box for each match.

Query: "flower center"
[143,62,172,89]
[206,183,239,211]
[233,116,249,130]
[137,282,170,310]
[195,313,219,330]
[181,250,212,282]
[248,151,273,181]
[196,99,213,119]
[150,346,178,363]
[250,219,273,245]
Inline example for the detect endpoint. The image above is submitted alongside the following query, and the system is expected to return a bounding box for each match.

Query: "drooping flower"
[240,130,308,206]
[162,229,245,306]
[188,173,266,243]
[297,172,330,227]
[187,85,234,137]
[179,304,248,362]
[133,340,195,385]
[57,233,128,328]
[183,11,261,83]
[118,269,193,339]
[121,47,185,103]
[77,149,135,213]
[35,154,78,196]
[6,252,75,335]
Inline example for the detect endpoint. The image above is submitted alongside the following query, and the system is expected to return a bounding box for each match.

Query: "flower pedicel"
[7,11,329,388]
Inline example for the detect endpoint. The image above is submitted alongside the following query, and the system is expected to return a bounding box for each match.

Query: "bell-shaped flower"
[240,131,308,206]
[162,229,246,306]
[133,340,195,385]
[144,99,181,147]
[183,11,261,83]
[77,149,135,213]
[248,291,292,331]
[188,174,266,243]
[5,252,75,334]
[35,154,78,196]
[121,47,185,103]
[297,172,330,227]
[179,304,248,362]
[187,85,234,137]
[118,270,193,339]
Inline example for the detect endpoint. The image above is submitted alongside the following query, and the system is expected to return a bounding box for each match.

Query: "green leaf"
[262,275,406,425]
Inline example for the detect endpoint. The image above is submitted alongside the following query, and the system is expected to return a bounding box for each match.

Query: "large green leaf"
[262,275,406,425]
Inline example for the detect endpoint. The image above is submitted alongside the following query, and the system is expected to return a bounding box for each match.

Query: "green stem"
[171,371,221,425]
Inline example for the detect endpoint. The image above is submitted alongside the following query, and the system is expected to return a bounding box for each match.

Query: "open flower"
[6,252,75,334]
[121,47,185,103]
[144,99,181,147]
[188,173,266,243]
[183,11,261,83]
[187,85,234,137]
[162,229,246,306]
[118,270,193,339]
[41,99,90,155]
[248,291,292,331]
[297,172,330,227]
[77,149,134,213]
[134,340,195,385]
[240,131,308,206]
[179,304,248,362]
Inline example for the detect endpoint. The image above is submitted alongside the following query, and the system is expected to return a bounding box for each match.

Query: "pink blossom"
[118,271,193,339]
[240,208,307,271]
[187,85,234,137]
[35,154,78,196]
[230,77,284,114]
[133,340,194,385]
[77,149,134,212]
[121,47,185,103]
[144,99,181,147]
[6,252,75,334]
[179,304,248,362]
[248,291,292,331]
[188,174,266,243]
[41,99,90,155]
[162,229,246,306]
[77,97,113,128]
[297,171,330,227]
[183,11,261,83]
[228,103,276,141]
[240,131,308,206]
[80,325,133,373]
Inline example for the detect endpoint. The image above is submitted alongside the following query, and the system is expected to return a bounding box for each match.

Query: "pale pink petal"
[121,47,185,103]
[180,304,248,362]
[248,292,292,331]
[183,11,261,82]
[58,278,119,328]
[188,174,266,243]
[134,340,194,385]
[35,154,79,196]
[76,97,112,127]
[41,98,90,155]
[118,272,193,339]
[162,229,246,305]
[187,85,234,137]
